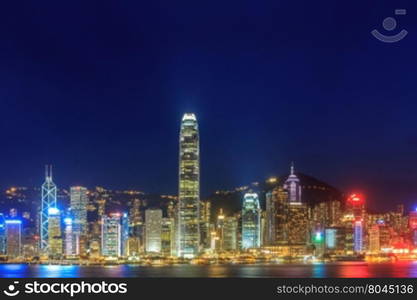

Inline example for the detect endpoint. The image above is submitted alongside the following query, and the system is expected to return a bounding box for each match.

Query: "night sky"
[0,1,417,211]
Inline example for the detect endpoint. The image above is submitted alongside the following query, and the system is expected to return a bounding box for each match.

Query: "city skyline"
[1,1,417,212]
[0,113,415,276]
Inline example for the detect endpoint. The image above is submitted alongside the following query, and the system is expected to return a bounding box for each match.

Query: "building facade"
[40,165,57,251]
[70,186,88,236]
[145,209,162,253]
[241,193,261,249]
[0,214,6,255]
[6,220,22,258]
[101,213,122,257]
[178,113,200,258]
[48,207,62,257]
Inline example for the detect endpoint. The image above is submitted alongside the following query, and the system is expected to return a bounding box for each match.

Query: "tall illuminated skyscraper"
[284,163,302,204]
[64,217,76,257]
[241,193,261,249]
[178,113,200,258]
[40,165,57,251]
[347,193,365,253]
[162,218,174,256]
[70,186,88,236]
[121,213,129,256]
[0,214,6,255]
[48,207,62,258]
[101,213,122,257]
[145,208,162,253]
[5,220,22,258]
[223,216,238,251]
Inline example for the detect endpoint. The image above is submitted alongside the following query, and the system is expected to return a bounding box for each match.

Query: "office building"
[101,213,122,257]
[0,214,6,255]
[223,216,238,251]
[6,220,22,258]
[178,113,200,258]
[40,165,57,251]
[70,186,88,235]
[145,208,162,253]
[48,207,62,257]
[162,218,174,256]
[241,193,261,249]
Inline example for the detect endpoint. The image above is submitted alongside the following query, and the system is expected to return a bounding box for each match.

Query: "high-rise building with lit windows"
[145,208,162,253]
[286,203,308,246]
[121,213,129,256]
[0,214,6,255]
[129,199,143,247]
[162,218,174,256]
[284,163,302,204]
[369,225,380,254]
[409,209,417,246]
[5,219,22,258]
[70,186,88,236]
[241,193,261,249]
[223,216,238,251]
[178,113,200,258]
[265,186,288,245]
[64,217,76,257]
[48,207,62,257]
[284,166,308,254]
[347,193,365,253]
[200,201,211,250]
[40,165,57,251]
[102,213,122,257]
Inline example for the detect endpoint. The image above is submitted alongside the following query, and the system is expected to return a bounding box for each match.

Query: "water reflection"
[0,262,416,278]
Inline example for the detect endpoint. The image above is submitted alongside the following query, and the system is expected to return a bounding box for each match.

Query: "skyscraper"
[178,113,200,258]
[0,214,6,255]
[265,185,288,246]
[284,163,302,204]
[409,209,417,246]
[145,208,162,253]
[48,207,62,258]
[64,217,76,257]
[283,165,308,255]
[241,192,261,249]
[347,194,365,253]
[199,201,211,250]
[70,186,88,236]
[40,165,57,251]
[129,198,144,254]
[121,213,129,256]
[161,218,174,256]
[223,216,238,251]
[101,213,122,258]
[265,191,275,245]
[5,220,22,258]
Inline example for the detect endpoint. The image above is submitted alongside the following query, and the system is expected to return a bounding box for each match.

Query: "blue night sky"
[0,0,417,211]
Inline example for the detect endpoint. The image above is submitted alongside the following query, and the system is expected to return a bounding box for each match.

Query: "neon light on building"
[354,220,363,252]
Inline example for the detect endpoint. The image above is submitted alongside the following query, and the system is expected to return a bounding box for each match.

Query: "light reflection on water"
[0,262,417,278]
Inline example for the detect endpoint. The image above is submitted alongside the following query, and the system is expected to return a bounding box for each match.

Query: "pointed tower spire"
[290,162,295,175]
[45,165,48,180]
[49,165,53,181]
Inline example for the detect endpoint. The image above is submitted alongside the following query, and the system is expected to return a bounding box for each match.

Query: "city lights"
[48,207,60,215]
[0,113,416,272]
